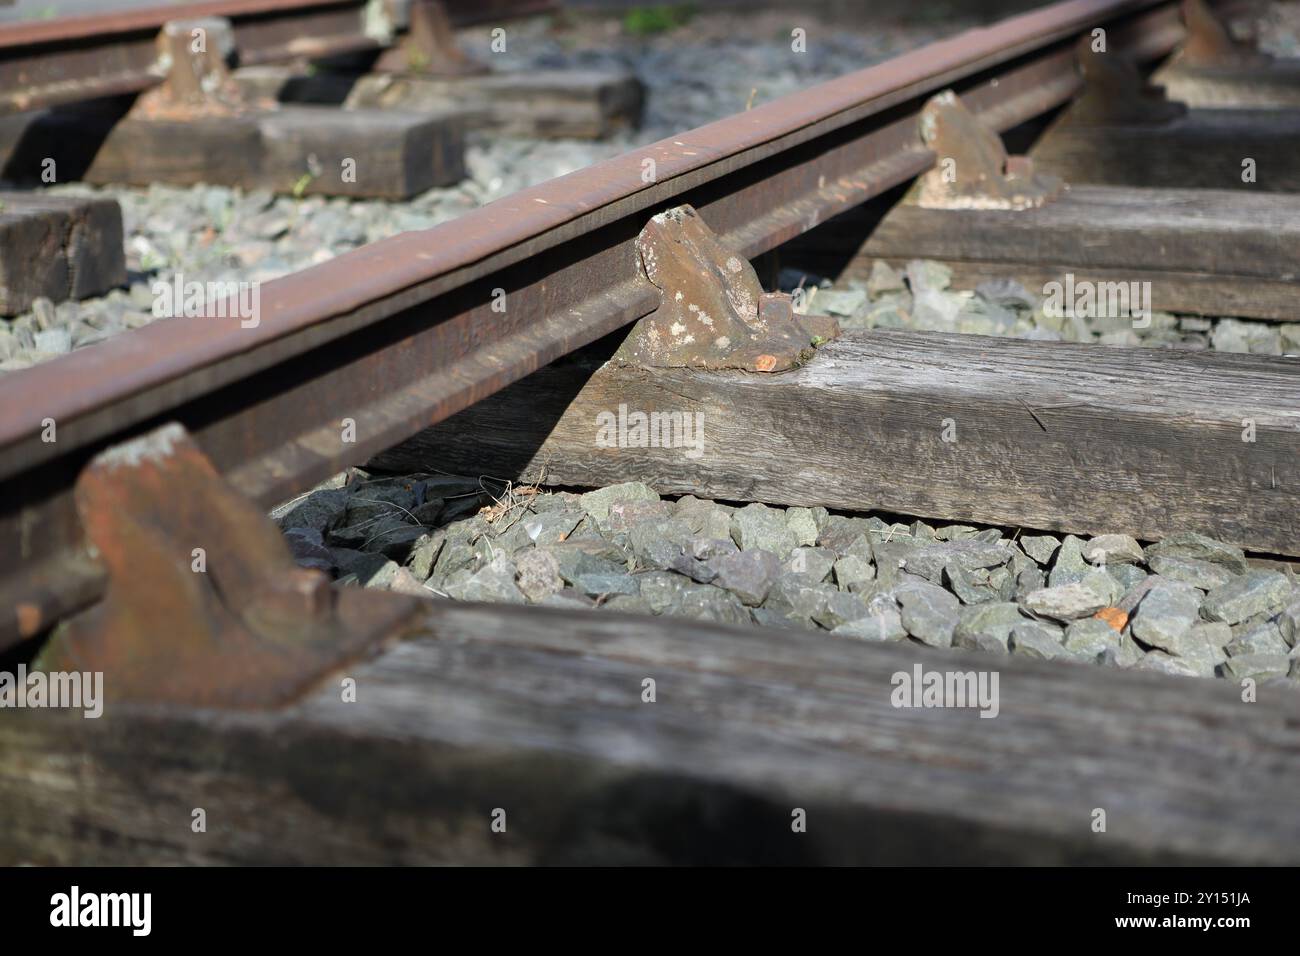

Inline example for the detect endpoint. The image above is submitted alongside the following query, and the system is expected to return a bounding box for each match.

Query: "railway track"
[1,0,1298,868]
[0,0,558,113]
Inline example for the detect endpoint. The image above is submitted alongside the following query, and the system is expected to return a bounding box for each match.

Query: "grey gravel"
[1082,534,1145,566]
[763,575,835,624]
[1047,535,1090,587]
[1064,618,1122,660]
[1131,580,1204,654]
[1145,532,1249,574]
[1224,652,1291,682]
[954,601,1026,654]
[388,566,431,598]
[1134,651,1203,679]
[572,570,641,598]
[580,482,659,523]
[1280,600,1300,648]
[1190,621,1233,651]
[895,577,960,648]
[1023,580,1109,621]
[1225,619,1289,658]
[334,549,400,589]
[833,607,908,643]
[677,584,751,627]
[1019,535,1061,565]
[730,503,799,558]
[1202,571,1292,625]
[785,256,1291,364]
[1015,566,1046,602]
[1009,622,1068,660]
[275,470,1295,687]
[711,549,782,607]
[1165,621,1232,676]
[628,518,692,570]
[514,548,563,603]
[785,507,819,548]
[283,527,333,574]
[605,498,673,533]
[813,590,871,630]
[637,572,694,615]
[832,554,875,592]
[549,545,625,586]
[445,553,525,604]
[675,496,734,540]
[519,511,582,546]
[1117,575,1160,615]
[1106,563,1148,592]
[903,539,1012,583]
[786,546,836,586]
[1147,555,1238,591]
[274,487,350,535]
[943,562,1007,605]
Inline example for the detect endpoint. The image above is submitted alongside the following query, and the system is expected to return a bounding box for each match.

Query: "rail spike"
[34,423,421,709]
[913,90,1063,211]
[1176,0,1269,66]
[1065,39,1189,126]
[130,18,265,120]
[616,204,838,372]
[371,0,490,77]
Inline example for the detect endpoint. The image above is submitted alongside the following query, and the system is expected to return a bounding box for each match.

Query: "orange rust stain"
[16,603,41,637]
[1094,607,1127,632]
[754,354,778,372]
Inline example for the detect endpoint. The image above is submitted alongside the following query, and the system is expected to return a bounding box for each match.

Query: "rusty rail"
[0,0,555,113]
[0,0,1188,647]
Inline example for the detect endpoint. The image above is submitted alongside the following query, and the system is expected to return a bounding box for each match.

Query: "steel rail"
[0,0,556,113]
[0,0,1186,647]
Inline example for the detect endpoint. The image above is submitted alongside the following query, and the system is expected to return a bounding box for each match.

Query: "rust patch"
[33,423,420,709]
[914,90,1063,211]
[617,205,836,372]
[1094,606,1128,632]
[16,603,41,638]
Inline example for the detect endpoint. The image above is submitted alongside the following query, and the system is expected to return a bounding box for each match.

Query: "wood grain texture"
[865,259,1300,323]
[0,104,463,198]
[261,106,466,197]
[345,69,645,140]
[861,185,1300,321]
[372,329,1300,555]
[4,599,1299,865]
[1153,60,1300,109]
[1029,108,1300,192]
[0,193,125,315]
